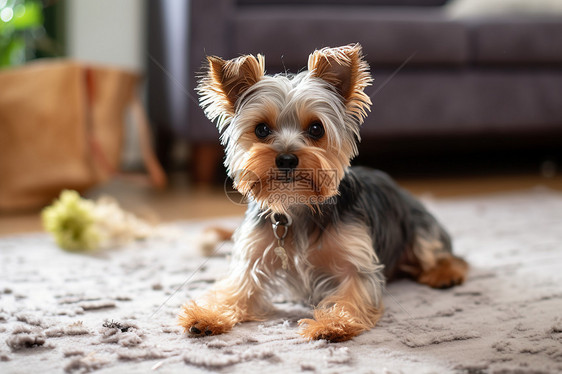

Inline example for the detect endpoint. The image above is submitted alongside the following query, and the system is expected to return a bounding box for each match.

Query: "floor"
[1,171,562,237]
[2,186,561,373]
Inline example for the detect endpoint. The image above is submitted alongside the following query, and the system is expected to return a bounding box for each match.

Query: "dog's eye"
[307,122,325,140]
[255,123,272,139]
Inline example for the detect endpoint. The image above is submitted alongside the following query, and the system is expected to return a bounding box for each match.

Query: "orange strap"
[84,67,167,189]
[130,95,168,189]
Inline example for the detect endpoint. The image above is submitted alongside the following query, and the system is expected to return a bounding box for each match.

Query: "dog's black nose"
[276,153,299,170]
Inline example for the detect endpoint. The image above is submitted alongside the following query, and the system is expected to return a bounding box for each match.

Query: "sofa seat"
[363,70,562,137]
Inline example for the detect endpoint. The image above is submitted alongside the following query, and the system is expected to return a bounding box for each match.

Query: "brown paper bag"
[0,59,166,211]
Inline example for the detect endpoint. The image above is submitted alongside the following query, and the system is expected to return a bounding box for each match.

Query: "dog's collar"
[270,213,292,229]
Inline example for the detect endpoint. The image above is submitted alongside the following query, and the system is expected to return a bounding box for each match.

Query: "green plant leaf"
[12,1,43,30]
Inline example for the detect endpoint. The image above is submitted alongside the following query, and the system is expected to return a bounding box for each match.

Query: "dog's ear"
[308,44,372,123]
[198,54,265,128]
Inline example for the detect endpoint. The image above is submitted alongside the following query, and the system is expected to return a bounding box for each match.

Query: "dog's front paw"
[298,312,364,343]
[179,302,236,337]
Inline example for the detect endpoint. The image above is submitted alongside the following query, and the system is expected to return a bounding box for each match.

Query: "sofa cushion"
[445,0,562,18]
[232,7,469,69]
[468,18,562,65]
[361,70,562,136]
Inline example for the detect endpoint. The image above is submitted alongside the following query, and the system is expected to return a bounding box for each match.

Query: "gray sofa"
[148,0,562,177]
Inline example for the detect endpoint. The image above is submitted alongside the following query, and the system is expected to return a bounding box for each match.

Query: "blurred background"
[1,0,562,234]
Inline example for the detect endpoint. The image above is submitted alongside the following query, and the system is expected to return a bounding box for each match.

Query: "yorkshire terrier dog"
[179,44,468,342]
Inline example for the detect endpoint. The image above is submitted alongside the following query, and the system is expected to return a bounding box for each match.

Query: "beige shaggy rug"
[1,188,561,373]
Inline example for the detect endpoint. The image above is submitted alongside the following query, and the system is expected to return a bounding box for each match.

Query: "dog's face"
[198,44,372,214]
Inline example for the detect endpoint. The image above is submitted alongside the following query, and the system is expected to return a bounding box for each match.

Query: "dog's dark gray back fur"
[253,166,452,279]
